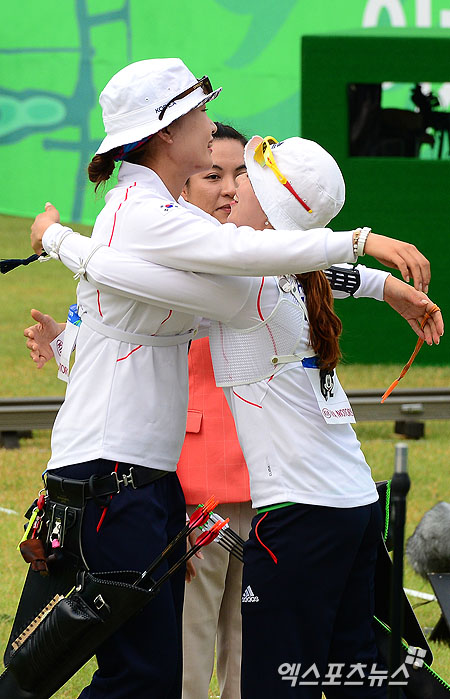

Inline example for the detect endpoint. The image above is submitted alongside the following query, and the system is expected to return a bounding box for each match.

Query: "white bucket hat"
[245,136,345,231]
[96,58,222,155]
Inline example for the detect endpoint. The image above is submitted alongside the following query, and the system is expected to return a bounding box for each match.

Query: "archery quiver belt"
[0,568,158,699]
[1,467,173,698]
[4,479,86,669]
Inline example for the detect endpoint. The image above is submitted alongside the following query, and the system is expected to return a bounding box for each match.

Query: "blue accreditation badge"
[67,304,81,326]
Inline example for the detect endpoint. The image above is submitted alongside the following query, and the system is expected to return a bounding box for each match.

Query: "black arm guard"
[323,265,361,296]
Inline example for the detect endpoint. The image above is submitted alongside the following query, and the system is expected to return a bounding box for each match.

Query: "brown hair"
[87,140,153,192]
[88,152,116,192]
[295,271,342,371]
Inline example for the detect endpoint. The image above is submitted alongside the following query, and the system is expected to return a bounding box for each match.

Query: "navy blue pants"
[241,502,387,699]
[53,459,186,699]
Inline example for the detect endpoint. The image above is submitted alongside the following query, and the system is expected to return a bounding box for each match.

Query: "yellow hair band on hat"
[253,137,313,214]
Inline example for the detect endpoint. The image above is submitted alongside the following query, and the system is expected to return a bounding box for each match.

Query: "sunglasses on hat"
[254,137,313,214]
[158,75,213,121]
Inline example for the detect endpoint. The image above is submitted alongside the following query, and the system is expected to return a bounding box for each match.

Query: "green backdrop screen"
[1,2,449,364]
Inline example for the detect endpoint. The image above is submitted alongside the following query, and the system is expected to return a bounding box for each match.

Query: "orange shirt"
[177,336,250,504]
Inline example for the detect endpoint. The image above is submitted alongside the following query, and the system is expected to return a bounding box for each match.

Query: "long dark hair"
[296,272,342,371]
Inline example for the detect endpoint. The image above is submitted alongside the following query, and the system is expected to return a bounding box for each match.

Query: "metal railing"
[0,388,449,447]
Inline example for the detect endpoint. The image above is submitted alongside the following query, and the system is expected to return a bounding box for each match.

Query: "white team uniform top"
[210,278,379,509]
[42,161,386,508]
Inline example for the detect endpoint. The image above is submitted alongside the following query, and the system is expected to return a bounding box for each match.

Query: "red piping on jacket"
[157,310,172,327]
[256,277,265,321]
[232,389,262,409]
[256,277,278,357]
[108,183,137,247]
[117,345,143,362]
[97,290,103,317]
[97,182,137,312]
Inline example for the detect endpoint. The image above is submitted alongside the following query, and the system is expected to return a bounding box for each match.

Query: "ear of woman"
[157,127,173,144]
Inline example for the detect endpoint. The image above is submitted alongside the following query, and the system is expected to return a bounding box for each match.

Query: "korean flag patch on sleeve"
[160,203,179,215]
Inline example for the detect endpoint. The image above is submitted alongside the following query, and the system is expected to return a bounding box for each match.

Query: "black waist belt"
[46,466,170,509]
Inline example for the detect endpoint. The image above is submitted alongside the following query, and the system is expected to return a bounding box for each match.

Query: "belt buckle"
[112,467,136,492]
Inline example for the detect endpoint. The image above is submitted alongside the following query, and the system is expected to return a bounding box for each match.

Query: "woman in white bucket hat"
[223,135,392,698]
[28,56,441,699]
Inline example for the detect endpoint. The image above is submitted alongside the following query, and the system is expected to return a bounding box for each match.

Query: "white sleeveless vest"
[209,276,316,387]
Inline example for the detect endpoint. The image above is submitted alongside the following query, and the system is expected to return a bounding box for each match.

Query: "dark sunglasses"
[158,75,213,121]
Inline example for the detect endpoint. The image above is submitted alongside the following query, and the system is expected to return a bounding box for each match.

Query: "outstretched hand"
[24,309,65,369]
[383,275,444,344]
[31,202,60,255]
[364,232,431,293]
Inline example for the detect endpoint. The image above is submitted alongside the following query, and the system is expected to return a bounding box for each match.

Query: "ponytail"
[88,152,116,192]
[88,137,154,192]
[295,271,342,371]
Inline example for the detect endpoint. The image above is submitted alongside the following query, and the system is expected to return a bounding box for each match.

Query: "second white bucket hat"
[245,136,345,231]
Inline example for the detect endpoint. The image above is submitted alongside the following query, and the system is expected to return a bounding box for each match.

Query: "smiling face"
[227,172,271,229]
[182,138,246,223]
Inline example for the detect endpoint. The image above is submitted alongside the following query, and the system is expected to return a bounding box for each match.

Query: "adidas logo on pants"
[242,585,259,603]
